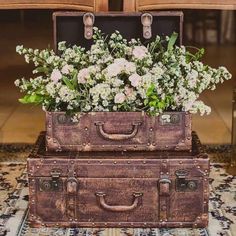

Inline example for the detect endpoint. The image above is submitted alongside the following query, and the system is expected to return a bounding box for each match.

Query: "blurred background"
[0,0,235,144]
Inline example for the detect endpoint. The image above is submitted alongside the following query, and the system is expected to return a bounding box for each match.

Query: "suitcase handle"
[95,192,143,212]
[94,121,142,141]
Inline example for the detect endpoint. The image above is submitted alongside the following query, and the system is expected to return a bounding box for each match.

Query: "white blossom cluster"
[15,28,232,116]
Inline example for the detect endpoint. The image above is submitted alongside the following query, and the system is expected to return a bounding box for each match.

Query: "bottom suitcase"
[27,132,209,228]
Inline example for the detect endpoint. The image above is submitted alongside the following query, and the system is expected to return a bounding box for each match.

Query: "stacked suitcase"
[27,12,210,228]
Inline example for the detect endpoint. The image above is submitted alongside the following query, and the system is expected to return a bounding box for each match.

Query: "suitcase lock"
[39,169,62,192]
[175,170,198,192]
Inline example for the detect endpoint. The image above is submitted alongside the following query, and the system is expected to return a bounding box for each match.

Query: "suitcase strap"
[159,161,170,222]
[66,164,78,220]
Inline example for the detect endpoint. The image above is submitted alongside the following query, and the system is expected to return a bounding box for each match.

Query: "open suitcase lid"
[53,11,183,51]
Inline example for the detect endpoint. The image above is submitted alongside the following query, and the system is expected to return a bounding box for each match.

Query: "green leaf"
[167,32,178,51]
[35,67,50,74]
[19,94,43,104]
[72,71,78,88]
[62,76,74,90]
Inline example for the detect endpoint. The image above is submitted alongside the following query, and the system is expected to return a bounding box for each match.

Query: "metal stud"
[143,161,146,164]
[114,161,117,164]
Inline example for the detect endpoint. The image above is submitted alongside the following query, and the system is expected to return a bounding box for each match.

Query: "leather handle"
[95,192,143,212]
[94,121,142,141]
[83,12,95,39]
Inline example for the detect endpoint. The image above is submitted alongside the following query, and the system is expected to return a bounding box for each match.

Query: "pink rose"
[77,68,90,84]
[50,69,62,83]
[114,93,125,104]
[132,46,148,60]
[129,73,141,87]
[125,86,134,96]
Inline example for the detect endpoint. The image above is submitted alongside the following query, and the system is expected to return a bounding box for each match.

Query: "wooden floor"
[0,17,235,144]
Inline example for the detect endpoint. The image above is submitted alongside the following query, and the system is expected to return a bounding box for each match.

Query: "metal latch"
[175,170,198,192]
[83,12,95,39]
[39,169,62,192]
[141,13,153,39]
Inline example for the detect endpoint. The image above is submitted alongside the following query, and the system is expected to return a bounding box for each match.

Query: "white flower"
[14,79,20,86]
[129,73,141,87]
[77,68,90,84]
[132,46,148,60]
[50,69,62,83]
[114,93,125,104]
[61,64,73,74]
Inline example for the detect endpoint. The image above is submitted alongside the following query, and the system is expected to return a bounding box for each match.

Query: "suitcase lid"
[53,11,183,51]
[28,132,209,178]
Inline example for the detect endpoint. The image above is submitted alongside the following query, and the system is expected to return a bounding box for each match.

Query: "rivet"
[85,127,88,131]
[54,161,57,164]
[31,214,34,217]
[149,128,153,132]
[179,161,183,164]
[102,145,105,148]
[166,172,169,175]
[71,161,74,164]
[131,223,134,226]
[197,166,200,169]
[87,161,90,164]
[143,161,146,164]
[48,125,51,128]
[152,142,156,146]
[75,219,78,221]
[205,170,208,173]
[105,223,107,226]
[160,219,163,222]
[41,223,45,226]
[147,143,150,146]
[181,140,185,143]
[165,145,169,148]
[134,145,137,148]
[118,145,121,148]
[194,223,197,227]
[100,161,103,164]
[127,161,130,164]
[160,172,164,174]
[144,222,147,226]
[204,201,207,204]
[83,143,86,146]
[165,219,168,222]
[47,136,50,140]
[56,223,59,226]
[36,166,39,169]
[204,178,208,181]
[32,179,35,182]
[69,218,73,221]
[114,161,117,164]
[204,190,207,193]
[92,223,95,226]
[179,223,183,226]
[197,216,201,219]
[176,146,179,149]
[187,136,191,140]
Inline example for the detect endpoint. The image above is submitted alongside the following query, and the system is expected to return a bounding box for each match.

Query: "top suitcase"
[46,12,189,153]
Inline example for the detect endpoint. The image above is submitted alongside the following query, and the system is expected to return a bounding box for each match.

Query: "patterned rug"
[0,146,235,236]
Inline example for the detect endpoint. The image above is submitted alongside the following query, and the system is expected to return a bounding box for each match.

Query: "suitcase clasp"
[141,13,153,39]
[83,12,95,39]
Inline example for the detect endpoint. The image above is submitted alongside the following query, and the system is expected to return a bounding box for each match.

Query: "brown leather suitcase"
[46,111,191,152]
[47,11,189,152]
[28,131,209,228]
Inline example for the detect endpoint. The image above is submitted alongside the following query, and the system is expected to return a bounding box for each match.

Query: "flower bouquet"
[15,28,231,152]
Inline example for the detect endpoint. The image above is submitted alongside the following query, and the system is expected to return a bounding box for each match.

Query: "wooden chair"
[124,0,236,11]
[0,0,108,11]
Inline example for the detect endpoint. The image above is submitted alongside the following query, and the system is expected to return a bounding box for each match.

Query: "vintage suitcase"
[47,11,190,152]
[46,111,191,152]
[28,131,209,228]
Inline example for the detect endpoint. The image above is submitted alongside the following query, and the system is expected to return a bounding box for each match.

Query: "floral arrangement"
[15,28,231,116]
